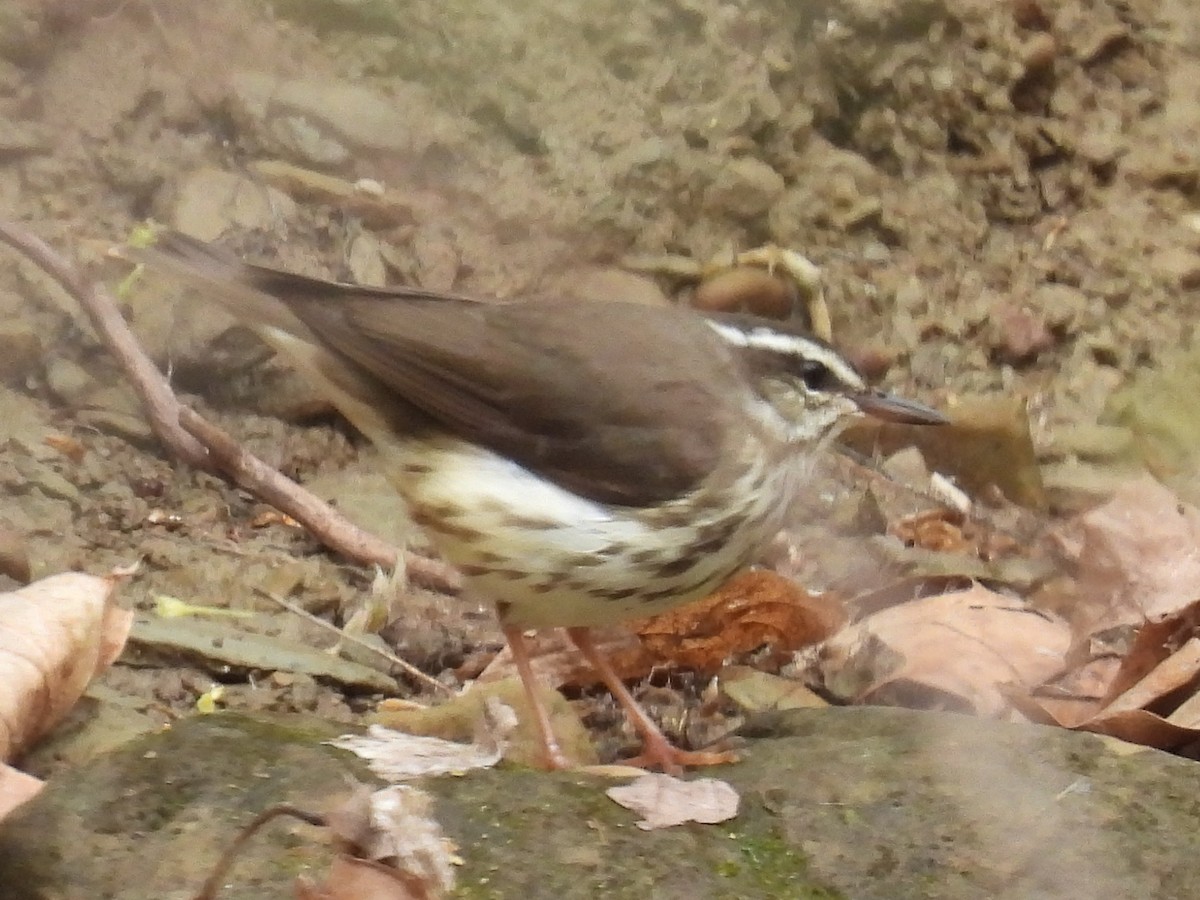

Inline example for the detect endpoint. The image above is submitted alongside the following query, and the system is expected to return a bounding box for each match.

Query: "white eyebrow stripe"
[705,320,865,390]
[705,320,752,346]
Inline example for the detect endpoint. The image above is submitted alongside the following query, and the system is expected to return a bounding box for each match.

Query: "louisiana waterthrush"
[124,231,945,773]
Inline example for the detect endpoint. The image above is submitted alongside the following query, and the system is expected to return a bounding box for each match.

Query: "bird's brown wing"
[286,293,746,506]
[129,232,745,506]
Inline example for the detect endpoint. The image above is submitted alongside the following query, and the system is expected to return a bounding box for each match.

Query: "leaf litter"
[0,569,132,818]
[606,772,739,831]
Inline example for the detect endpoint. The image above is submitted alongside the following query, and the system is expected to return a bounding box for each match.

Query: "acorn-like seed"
[691,267,797,319]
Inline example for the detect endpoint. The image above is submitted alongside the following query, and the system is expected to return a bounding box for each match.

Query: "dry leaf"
[1016,609,1200,750]
[818,583,1070,718]
[1055,476,1200,633]
[0,763,44,819]
[0,572,132,761]
[606,773,739,830]
[205,786,456,900]
[479,572,843,688]
[1166,685,1200,728]
[1077,709,1200,750]
[320,786,456,898]
[1063,639,1200,750]
[841,393,1045,507]
[1021,656,1120,727]
[477,627,651,689]
[296,855,422,900]
[637,570,845,674]
[1103,638,1200,715]
[890,508,972,554]
[1097,598,1200,705]
[330,698,517,780]
[719,666,827,714]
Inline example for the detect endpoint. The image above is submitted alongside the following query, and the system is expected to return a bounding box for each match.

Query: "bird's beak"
[851,391,948,425]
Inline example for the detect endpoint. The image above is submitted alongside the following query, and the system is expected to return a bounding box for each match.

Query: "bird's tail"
[112,230,332,340]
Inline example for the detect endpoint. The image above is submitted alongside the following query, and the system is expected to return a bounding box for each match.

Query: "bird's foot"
[619,738,739,777]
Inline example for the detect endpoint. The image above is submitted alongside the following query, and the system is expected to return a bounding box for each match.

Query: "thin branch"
[0,220,211,469]
[0,218,461,597]
[193,803,327,900]
[179,409,460,592]
[255,586,452,696]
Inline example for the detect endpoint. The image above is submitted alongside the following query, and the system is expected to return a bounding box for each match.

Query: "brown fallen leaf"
[637,570,845,675]
[1098,598,1200,706]
[1076,709,1200,751]
[606,773,739,830]
[1165,683,1200,729]
[331,785,457,898]
[818,583,1070,718]
[0,571,132,762]
[480,571,843,689]
[1054,475,1200,633]
[1056,641,1200,750]
[841,393,1046,508]
[890,507,972,554]
[1021,655,1120,728]
[1016,608,1200,751]
[1101,638,1200,716]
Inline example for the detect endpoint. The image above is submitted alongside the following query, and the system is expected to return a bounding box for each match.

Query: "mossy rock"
[2,709,1199,899]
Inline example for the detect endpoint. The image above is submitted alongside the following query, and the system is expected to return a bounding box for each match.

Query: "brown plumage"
[136,231,758,506]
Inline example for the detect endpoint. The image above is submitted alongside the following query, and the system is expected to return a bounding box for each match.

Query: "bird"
[120,230,946,774]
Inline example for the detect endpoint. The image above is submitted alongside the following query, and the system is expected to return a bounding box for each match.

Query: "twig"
[180,409,460,592]
[0,218,461,597]
[0,220,211,469]
[256,586,452,696]
[194,803,327,900]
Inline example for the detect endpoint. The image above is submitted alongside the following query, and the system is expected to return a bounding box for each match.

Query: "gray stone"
[2,708,1198,899]
[172,166,298,242]
[703,157,786,220]
[229,73,415,158]
[43,356,93,407]
[0,322,40,386]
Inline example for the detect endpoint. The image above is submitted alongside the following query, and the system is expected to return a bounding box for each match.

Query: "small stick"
[193,803,327,900]
[256,586,452,695]
[179,409,460,593]
[0,220,210,469]
[0,219,460,595]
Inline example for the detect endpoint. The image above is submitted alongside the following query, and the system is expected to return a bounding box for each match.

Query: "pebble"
[0,322,40,386]
[346,231,388,287]
[1151,246,1200,291]
[990,303,1055,364]
[703,157,785,219]
[172,167,297,242]
[692,268,795,318]
[44,357,93,407]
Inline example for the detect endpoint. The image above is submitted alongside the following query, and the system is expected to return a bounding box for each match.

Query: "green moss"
[721,826,844,900]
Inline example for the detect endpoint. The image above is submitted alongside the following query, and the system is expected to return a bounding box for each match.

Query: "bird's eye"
[799,359,833,390]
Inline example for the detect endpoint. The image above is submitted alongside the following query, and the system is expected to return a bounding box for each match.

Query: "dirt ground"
[2,0,1198,765]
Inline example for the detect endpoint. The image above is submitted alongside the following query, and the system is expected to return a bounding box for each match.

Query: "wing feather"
[129,232,745,506]
[284,295,744,505]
